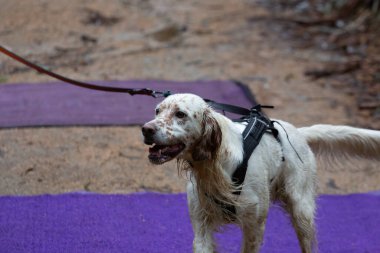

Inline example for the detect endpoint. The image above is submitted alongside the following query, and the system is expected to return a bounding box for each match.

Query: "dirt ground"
[0,0,379,195]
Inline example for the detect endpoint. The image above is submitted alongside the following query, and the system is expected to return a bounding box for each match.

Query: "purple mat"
[0,192,379,253]
[0,80,255,128]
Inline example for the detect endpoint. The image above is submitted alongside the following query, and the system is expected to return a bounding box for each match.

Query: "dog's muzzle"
[142,122,156,145]
[141,122,186,164]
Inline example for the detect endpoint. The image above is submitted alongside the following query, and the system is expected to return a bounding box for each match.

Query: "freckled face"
[153,95,204,146]
[142,94,207,164]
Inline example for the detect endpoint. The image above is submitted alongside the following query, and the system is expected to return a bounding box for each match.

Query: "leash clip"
[250,104,274,113]
[129,88,171,98]
[152,90,172,98]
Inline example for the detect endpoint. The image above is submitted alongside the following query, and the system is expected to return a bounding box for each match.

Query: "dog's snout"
[142,123,157,137]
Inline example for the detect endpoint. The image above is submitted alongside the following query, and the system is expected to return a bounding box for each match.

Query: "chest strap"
[219,109,280,217]
[204,102,280,218]
[232,117,271,192]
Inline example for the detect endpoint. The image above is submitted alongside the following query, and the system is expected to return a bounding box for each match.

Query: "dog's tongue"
[149,144,182,156]
[149,145,163,156]
[148,143,186,164]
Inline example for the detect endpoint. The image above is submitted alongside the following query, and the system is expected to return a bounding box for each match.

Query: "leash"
[0,45,171,98]
[0,45,273,117]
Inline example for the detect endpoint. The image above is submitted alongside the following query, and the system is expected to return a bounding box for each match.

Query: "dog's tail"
[298,124,380,163]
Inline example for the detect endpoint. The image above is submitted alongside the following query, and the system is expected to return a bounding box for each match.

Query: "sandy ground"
[0,0,379,195]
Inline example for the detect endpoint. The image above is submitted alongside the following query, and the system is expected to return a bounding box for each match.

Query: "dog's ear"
[192,110,222,161]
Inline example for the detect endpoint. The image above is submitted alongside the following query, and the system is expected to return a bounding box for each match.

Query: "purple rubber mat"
[0,192,379,253]
[0,80,255,128]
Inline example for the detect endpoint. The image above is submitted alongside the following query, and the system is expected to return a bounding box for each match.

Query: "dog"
[141,93,380,253]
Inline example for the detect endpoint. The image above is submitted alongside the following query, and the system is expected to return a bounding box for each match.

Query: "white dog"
[142,93,380,253]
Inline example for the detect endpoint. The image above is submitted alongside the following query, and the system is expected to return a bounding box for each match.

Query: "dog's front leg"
[240,215,267,253]
[240,189,270,253]
[187,183,215,253]
[192,221,215,253]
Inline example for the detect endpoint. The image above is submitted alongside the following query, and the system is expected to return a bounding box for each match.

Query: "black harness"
[232,105,280,188]
[205,101,282,217]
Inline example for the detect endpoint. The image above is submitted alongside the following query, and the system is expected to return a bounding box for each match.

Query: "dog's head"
[142,93,222,164]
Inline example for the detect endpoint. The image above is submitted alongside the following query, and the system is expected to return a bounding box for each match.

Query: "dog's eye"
[155,108,160,115]
[175,111,186,118]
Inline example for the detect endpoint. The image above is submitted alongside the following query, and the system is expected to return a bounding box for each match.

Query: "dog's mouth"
[148,143,186,164]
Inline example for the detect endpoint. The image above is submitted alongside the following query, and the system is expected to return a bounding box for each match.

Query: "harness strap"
[232,117,269,193]
[204,99,251,116]
[212,116,271,217]
[205,99,274,116]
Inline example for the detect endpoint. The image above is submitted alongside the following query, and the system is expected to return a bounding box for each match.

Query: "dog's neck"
[212,112,244,176]
[187,112,244,186]
[184,113,244,221]
[186,112,244,173]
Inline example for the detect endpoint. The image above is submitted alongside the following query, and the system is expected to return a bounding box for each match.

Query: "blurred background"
[0,0,379,195]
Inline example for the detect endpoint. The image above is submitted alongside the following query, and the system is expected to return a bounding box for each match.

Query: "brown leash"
[0,45,171,98]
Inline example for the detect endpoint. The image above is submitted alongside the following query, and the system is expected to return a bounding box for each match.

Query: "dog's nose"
[142,123,156,137]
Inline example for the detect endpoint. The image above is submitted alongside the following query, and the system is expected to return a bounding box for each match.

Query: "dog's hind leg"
[276,121,318,252]
[191,222,215,253]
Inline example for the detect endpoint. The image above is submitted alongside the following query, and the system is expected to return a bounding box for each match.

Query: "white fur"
[142,93,380,253]
[299,124,380,164]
